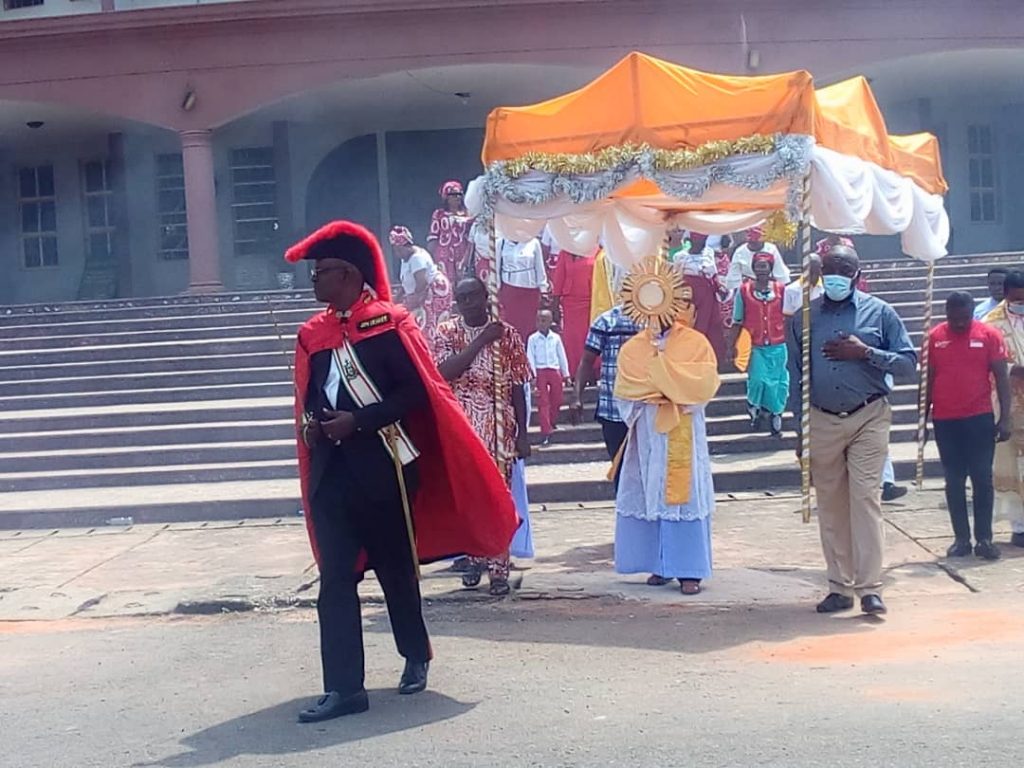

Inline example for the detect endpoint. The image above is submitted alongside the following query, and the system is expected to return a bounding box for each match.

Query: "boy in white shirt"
[526,310,571,445]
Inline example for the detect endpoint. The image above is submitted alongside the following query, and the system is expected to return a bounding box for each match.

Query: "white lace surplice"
[615,401,715,523]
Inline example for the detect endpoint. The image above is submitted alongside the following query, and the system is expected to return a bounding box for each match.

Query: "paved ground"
[2,485,1017,622]
[4,486,1024,767]
[5,595,1024,768]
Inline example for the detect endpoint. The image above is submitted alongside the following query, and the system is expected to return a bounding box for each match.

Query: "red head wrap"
[815,235,855,256]
[284,220,392,302]
[752,251,775,268]
[388,225,414,247]
[747,226,764,241]
[439,180,464,198]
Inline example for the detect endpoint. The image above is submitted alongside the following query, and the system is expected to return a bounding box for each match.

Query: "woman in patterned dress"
[427,180,475,283]
[389,225,451,345]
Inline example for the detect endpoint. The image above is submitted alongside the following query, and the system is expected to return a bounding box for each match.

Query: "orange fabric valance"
[482,52,947,196]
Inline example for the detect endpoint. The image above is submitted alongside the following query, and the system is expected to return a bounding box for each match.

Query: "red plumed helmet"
[285,220,392,302]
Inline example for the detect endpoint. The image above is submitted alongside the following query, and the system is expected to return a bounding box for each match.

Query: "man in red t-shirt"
[926,291,1013,560]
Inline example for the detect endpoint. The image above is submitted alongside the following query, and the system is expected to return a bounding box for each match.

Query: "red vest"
[740,281,786,346]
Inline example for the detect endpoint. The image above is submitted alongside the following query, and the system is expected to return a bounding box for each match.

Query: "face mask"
[1008,302,1024,316]
[822,275,854,302]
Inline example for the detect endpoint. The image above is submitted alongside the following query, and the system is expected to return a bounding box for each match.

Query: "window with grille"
[82,159,116,264]
[968,125,998,223]
[156,153,189,260]
[4,1,46,10]
[18,165,58,269]
[230,147,278,257]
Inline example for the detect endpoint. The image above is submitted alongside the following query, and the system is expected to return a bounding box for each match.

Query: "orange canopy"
[483,52,947,196]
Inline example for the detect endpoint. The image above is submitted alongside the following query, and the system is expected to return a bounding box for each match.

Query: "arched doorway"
[305,133,381,234]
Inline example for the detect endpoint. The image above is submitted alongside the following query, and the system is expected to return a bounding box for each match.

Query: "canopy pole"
[800,173,813,524]
[483,214,507,479]
[915,261,935,490]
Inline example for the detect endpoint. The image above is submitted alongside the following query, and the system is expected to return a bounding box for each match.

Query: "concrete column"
[376,130,394,278]
[180,129,223,293]
[108,132,132,297]
[272,121,294,245]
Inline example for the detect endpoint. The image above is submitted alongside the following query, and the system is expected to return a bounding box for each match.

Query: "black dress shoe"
[816,593,854,613]
[946,539,972,558]
[399,660,429,695]
[1011,532,1024,548]
[881,482,908,502]
[975,540,1002,561]
[860,594,887,615]
[298,689,369,723]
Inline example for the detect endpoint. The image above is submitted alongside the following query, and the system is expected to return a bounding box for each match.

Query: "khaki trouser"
[809,398,890,598]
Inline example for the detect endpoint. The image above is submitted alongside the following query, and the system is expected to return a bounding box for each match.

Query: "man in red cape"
[287,220,518,723]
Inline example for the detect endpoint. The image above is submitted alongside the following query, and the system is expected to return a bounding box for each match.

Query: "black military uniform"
[304,329,431,696]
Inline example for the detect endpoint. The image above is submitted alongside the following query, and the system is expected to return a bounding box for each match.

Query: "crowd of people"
[285,184,1023,721]
[384,183,1024,593]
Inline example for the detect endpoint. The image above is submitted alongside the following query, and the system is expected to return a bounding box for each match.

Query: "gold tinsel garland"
[502,134,778,179]
[760,210,799,247]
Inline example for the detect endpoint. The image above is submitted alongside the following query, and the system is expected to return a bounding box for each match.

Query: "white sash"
[332,342,420,466]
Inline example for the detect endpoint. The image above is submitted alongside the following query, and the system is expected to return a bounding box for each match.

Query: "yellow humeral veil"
[612,261,720,504]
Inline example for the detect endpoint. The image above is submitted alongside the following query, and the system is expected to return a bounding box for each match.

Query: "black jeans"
[933,413,996,543]
[599,418,629,492]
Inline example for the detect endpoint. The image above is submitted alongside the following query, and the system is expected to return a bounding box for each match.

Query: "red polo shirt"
[928,320,1008,420]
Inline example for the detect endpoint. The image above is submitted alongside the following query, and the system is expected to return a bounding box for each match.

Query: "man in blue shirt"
[570,305,640,489]
[788,245,917,617]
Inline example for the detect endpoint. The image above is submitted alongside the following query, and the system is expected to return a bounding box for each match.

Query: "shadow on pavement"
[141,690,475,767]
[376,600,878,656]
[532,542,614,573]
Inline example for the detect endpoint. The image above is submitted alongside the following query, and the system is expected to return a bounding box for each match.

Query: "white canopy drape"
[466,143,949,266]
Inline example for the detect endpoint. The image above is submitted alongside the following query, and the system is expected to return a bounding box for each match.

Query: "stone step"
[0,382,296,410]
[0,307,313,340]
[0,321,305,350]
[0,336,294,367]
[0,418,927,475]
[0,353,294,382]
[0,443,944,529]
[0,408,929,473]
[0,377,925,444]
[0,291,317,324]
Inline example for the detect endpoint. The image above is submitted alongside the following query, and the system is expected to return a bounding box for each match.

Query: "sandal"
[488,580,511,597]
[679,579,702,595]
[461,567,482,589]
[646,574,671,586]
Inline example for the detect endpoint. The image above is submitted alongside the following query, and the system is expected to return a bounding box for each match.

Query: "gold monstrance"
[620,257,693,329]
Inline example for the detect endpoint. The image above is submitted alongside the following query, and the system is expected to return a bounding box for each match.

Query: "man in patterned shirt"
[435,277,532,595]
[569,305,641,489]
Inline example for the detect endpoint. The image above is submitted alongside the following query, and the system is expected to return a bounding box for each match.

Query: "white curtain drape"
[466,143,950,268]
[809,146,949,262]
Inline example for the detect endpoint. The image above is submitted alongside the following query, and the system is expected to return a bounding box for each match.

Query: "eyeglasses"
[309,265,346,280]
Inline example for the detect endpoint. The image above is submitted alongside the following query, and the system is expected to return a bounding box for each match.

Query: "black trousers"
[599,417,629,491]
[933,413,996,543]
[310,466,430,696]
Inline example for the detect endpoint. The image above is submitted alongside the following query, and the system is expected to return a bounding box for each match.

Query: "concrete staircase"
[0,252,1020,529]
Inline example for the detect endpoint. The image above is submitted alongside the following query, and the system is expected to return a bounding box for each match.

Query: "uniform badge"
[357,313,390,331]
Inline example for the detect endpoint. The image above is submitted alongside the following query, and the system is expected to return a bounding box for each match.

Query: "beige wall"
[0,0,252,20]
